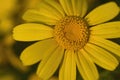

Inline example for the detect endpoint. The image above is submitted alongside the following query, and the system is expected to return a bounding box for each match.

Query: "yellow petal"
[20,39,57,65]
[37,46,64,80]
[75,49,99,80]
[71,0,88,17]
[85,2,119,25]
[59,0,73,16]
[59,50,76,80]
[44,0,65,17]
[59,0,88,16]
[84,43,118,71]
[23,9,57,25]
[89,36,120,57]
[90,21,120,38]
[13,23,53,41]
[80,0,88,17]
[23,0,64,25]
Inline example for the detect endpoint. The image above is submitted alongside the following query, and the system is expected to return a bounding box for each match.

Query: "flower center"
[54,16,89,51]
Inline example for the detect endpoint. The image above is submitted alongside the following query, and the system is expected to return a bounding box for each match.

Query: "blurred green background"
[0,0,120,80]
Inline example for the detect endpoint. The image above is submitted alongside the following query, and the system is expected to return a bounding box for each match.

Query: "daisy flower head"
[13,0,120,80]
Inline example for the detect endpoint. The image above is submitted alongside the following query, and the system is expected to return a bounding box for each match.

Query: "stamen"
[54,16,89,51]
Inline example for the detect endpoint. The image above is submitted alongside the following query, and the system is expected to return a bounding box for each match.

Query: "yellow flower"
[0,0,28,72]
[13,0,120,80]
[0,0,17,19]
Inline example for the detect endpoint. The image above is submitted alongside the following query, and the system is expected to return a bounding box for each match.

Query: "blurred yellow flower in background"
[0,0,17,19]
[0,0,28,76]
[13,0,120,80]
